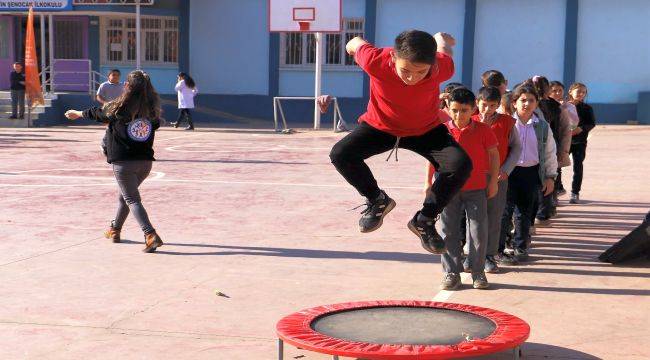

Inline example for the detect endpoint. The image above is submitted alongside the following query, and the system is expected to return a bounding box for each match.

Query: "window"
[101,16,178,66]
[280,18,364,69]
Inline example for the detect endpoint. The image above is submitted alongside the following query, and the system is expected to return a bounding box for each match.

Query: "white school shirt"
[175,80,198,109]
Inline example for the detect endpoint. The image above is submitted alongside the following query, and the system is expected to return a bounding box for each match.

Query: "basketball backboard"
[269,0,342,32]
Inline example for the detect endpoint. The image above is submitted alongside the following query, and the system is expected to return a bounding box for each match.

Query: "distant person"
[97,69,125,155]
[548,80,579,196]
[64,70,164,253]
[9,62,25,119]
[567,82,596,204]
[172,72,198,130]
[96,69,124,105]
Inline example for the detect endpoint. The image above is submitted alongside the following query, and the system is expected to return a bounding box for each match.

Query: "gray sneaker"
[484,255,499,273]
[440,272,461,290]
[514,248,529,262]
[357,191,396,233]
[494,252,518,266]
[472,272,489,289]
[569,193,580,204]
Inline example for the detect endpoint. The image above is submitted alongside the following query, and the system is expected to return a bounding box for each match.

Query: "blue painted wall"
[278,0,366,97]
[99,66,178,95]
[189,0,269,95]
[472,0,565,91]
[575,0,650,104]
[375,0,465,85]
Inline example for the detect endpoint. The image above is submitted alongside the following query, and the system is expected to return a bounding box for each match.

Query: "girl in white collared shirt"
[173,73,198,130]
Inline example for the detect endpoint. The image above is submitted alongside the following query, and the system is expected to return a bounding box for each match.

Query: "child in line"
[499,85,558,262]
[472,86,522,270]
[499,91,515,116]
[426,87,500,290]
[172,72,198,131]
[64,70,164,253]
[330,30,472,254]
[549,80,579,195]
[527,76,566,224]
[482,70,508,95]
[567,83,596,204]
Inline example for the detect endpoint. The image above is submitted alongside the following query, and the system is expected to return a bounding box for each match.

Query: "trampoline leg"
[332,356,339,360]
[513,346,521,360]
[278,339,284,360]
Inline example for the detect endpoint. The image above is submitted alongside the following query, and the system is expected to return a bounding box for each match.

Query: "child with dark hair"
[172,72,198,130]
[481,70,508,95]
[527,75,567,224]
[499,91,515,116]
[9,62,25,119]
[330,30,472,255]
[64,70,164,253]
[425,87,499,289]
[498,85,557,262]
[472,86,521,272]
[567,82,596,204]
[549,80,579,195]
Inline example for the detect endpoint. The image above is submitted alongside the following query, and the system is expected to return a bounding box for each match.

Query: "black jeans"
[330,122,472,218]
[570,142,587,195]
[500,165,540,252]
[176,108,194,128]
[11,89,25,117]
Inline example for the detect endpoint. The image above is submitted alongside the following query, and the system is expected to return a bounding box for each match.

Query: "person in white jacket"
[172,72,198,130]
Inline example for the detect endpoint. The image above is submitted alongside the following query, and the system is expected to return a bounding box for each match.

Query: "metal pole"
[136,0,141,70]
[39,14,46,95]
[48,14,54,92]
[313,32,323,130]
[277,339,284,360]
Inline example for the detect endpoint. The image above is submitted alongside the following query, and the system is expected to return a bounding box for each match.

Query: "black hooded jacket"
[83,106,160,163]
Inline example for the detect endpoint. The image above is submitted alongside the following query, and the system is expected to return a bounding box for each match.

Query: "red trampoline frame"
[276,300,530,360]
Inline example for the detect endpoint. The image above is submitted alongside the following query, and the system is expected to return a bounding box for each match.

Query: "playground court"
[0,124,649,359]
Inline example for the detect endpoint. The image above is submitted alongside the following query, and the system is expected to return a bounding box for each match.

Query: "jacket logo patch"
[127,119,153,142]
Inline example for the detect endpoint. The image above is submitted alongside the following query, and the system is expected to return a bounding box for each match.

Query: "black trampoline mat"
[311,306,497,345]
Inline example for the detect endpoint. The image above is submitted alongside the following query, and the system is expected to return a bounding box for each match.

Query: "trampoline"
[276,300,530,359]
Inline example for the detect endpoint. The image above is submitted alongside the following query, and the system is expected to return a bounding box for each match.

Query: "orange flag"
[25,6,44,108]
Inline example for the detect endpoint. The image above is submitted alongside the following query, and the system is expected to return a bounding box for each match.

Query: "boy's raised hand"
[65,110,82,120]
[434,32,456,47]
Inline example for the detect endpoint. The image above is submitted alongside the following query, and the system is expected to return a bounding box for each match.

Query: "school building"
[1,0,648,126]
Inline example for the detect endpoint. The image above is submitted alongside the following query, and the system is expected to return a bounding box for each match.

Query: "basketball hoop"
[293,7,315,31]
[297,21,310,31]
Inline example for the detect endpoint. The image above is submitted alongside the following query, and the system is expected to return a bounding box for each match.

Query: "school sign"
[0,1,72,11]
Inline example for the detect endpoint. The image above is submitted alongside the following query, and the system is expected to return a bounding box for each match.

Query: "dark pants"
[11,89,25,118]
[112,160,155,235]
[176,108,194,128]
[570,142,587,195]
[330,122,472,218]
[535,188,555,220]
[500,166,540,252]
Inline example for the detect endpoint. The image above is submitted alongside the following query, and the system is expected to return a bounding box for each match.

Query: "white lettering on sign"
[0,1,71,10]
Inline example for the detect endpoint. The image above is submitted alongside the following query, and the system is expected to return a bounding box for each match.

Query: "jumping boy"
[426,87,500,289]
[330,30,472,254]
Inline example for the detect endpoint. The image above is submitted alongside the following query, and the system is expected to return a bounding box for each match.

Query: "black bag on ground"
[599,211,650,264]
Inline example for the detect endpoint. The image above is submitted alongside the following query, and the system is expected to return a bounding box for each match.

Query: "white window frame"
[279,18,364,71]
[100,15,178,68]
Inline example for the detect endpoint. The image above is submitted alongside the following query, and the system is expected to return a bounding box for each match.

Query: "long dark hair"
[178,72,196,89]
[105,70,161,120]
